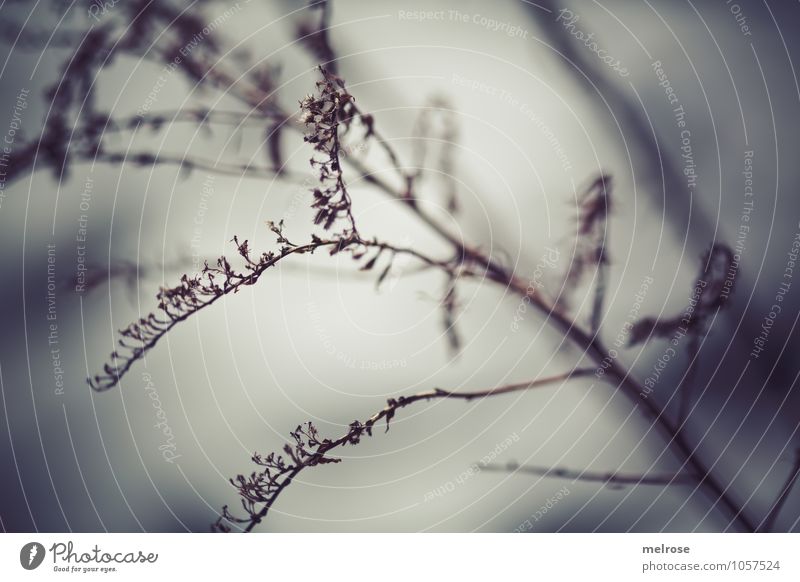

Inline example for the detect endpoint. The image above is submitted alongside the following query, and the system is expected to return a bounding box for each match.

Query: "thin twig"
[93,151,298,181]
[484,463,696,486]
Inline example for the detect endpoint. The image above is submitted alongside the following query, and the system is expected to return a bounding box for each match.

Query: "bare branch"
[113,108,277,133]
[484,463,696,487]
[441,274,461,357]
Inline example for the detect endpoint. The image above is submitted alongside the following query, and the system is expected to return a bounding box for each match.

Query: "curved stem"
[230,368,595,532]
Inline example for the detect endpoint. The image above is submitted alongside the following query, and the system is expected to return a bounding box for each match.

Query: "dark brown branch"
[214,368,595,532]
[90,231,455,391]
[0,123,290,187]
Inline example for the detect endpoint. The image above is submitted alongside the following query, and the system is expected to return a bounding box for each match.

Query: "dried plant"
[6,0,793,534]
[301,67,363,236]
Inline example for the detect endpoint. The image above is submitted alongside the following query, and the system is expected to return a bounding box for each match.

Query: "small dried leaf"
[360,249,383,271]
[376,261,393,289]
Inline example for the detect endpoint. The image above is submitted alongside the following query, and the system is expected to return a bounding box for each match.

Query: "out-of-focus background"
[0,0,798,532]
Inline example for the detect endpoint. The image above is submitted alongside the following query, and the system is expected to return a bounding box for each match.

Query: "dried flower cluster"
[213,422,349,532]
[301,67,368,237]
